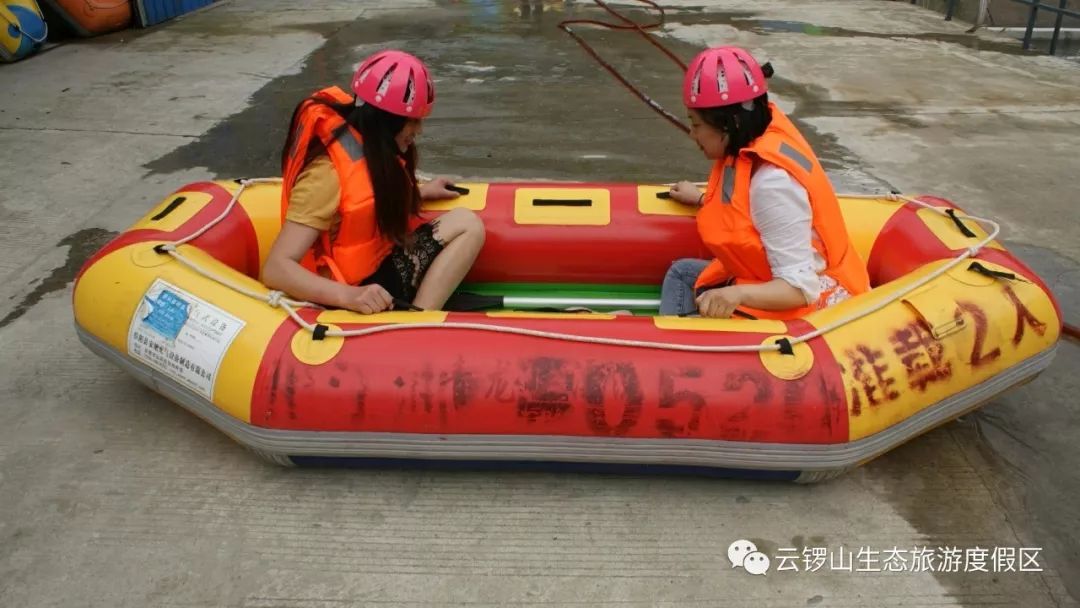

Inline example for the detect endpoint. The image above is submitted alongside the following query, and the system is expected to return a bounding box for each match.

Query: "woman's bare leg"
[413,207,485,310]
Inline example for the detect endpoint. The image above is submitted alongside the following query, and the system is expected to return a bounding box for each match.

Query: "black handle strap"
[312,324,329,341]
[151,197,186,221]
[393,298,424,312]
[446,184,470,195]
[655,191,672,200]
[532,199,592,207]
[968,262,1026,282]
[945,208,977,238]
[775,337,795,356]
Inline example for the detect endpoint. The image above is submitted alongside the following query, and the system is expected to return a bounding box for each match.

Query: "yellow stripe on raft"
[422,183,489,212]
[514,188,611,226]
[836,196,903,265]
[316,310,449,324]
[636,186,697,217]
[653,316,787,333]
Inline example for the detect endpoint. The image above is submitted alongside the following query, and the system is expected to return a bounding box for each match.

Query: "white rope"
[155,181,1002,354]
[312,318,772,352]
[789,193,1000,346]
[172,178,282,247]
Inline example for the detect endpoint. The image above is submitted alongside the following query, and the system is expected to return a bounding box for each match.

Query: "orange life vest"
[693,103,870,320]
[281,86,394,284]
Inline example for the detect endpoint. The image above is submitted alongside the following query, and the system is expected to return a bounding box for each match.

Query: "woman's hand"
[420,176,462,201]
[669,181,704,206]
[340,284,394,315]
[695,285,745,318]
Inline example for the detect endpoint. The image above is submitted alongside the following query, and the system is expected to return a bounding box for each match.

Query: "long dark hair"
[696,63,776,158]
[281,97,421,246]
[697,93,772,159]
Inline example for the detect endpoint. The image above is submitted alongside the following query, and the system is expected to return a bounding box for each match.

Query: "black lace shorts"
[360,221,445,303]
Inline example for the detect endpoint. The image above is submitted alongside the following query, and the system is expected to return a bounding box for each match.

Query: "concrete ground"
[1,0,1079,606]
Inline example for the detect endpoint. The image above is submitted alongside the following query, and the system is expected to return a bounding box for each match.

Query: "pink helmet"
[351,50,435,119]
[683,46,768,108]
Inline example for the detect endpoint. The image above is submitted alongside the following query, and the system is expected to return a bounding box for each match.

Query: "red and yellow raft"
[72,179,1062,481]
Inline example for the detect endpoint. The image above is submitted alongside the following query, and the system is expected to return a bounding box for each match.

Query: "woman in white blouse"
[659,46,869,320]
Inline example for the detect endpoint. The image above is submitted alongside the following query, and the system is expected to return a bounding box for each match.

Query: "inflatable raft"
[72,179,1062,481]
[1,0,46,62]
[38,0,130,37]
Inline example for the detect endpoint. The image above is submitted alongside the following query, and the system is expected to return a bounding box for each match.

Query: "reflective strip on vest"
[779,141,813,173]
[721,165,736,204]
[333,126,365,163]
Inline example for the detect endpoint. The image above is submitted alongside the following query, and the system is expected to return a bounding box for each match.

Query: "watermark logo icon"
[743,551,771,576]
[728,539,756,568]
[727,541,758,566]
[729,539,772,575]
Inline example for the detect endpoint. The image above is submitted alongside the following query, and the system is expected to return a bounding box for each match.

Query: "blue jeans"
[659,258,711,316]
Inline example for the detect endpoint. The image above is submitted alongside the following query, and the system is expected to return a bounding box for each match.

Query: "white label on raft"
[127,279,245,401]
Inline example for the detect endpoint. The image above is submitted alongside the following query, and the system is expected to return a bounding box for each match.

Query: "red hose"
[558,0,690,134]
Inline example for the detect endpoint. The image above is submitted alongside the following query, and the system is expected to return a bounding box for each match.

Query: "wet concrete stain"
[667,11,1037,56]
[0,228,117,331]
[143,17,357,178]
[144,1,893,189]
[774,77,926,129]
[176,19,354,42]
[965,241,1080,603]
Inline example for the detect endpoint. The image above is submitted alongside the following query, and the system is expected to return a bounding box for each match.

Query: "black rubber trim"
[393,298,424,312]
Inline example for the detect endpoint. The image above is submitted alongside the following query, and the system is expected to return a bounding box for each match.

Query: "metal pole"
[974,0,990,28]
[1023,0,1041,50]
[1050,0,1068,55]
[991,26,1080,32]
